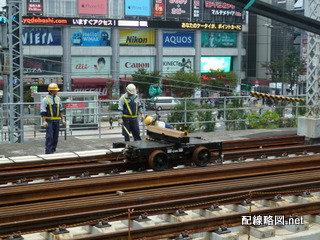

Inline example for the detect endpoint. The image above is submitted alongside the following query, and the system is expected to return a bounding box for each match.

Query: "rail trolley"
[114,126,222,170]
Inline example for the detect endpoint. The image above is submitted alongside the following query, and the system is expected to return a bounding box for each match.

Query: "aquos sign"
[163,31,194,47]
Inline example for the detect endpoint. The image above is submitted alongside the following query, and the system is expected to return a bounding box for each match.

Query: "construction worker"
[118,84,145,141]
[40,83,66,154]
[144,116,174,129]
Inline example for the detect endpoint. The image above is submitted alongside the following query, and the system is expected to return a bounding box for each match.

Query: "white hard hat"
[126,84,136,95]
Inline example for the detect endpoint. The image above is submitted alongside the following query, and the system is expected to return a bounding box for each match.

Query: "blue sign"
[163,31,194,47]
[71,28,111,46]
[22,27,61,45]
[82,28,101,46]
[125,0,151,16]
[0,16,7,24]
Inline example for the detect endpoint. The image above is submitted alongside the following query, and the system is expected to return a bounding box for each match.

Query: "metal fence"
[0,95,306,144]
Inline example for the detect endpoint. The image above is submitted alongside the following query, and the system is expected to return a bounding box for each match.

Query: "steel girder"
[222,0,320,34]
[5,0,24,143]
[305,0,320,117]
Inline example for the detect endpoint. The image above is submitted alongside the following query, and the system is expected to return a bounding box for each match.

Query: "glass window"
[63,0,76,16]
[46,1,58,16]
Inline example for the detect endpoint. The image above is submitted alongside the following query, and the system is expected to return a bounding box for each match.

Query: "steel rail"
[68,201,320,240]
[0,135,305,183]
[0,161,128,184]
[220,144,320,161]
[2,154,320,206]
[221,135,305,150]
[0,153,125,169]
[0,170,320,236]
[0,143,316,184]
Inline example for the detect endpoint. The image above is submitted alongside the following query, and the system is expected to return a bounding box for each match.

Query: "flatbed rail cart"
[114,126,222,170]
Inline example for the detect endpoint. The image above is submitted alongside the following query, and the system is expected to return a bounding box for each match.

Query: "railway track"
[0,135,309,184]
[2,134,319,239]
[67,201,320,240]
[1,169,320,237]
[2,153,320,205]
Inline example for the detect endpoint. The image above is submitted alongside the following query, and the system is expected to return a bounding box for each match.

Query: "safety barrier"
[250,91,306,103]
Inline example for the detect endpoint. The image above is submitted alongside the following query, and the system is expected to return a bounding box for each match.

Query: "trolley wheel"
[148,150,169,170]
[192,146,211,166]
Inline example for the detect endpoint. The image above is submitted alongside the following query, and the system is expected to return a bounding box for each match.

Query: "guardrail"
[0,95,306,144]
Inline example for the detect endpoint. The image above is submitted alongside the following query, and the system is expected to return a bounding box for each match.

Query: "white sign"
[72,56,111,75]
[120,56,155,74]
[163,56,194,73]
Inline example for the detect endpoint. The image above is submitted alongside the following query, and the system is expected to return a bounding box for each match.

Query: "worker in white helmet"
[40,83,66,154]
[118,84,145,141]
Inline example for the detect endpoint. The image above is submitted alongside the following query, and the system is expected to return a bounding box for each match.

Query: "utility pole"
[3,0,24,143]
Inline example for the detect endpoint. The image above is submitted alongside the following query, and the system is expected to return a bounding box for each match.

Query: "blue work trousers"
[45,120,60,154]
[122,117,141,141]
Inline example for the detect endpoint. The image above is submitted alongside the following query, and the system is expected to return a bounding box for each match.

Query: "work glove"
[62,119,66,127]
[118,118,123,125]
[141,113,145,120]
[43,121,48,128]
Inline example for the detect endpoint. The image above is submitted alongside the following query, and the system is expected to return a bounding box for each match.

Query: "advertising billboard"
[27,0,43,15]
[163,31,194,47]
[119,29,155,46]
[71,28,111,46]
[78,0,108,15]
[125,0,151,16]
[22,27,61,45]
[22,16,242,31]
[152,0,165,17]
[203,0,244,23]
[23,57,62,75]
[163,57,194,73]
[72,56,111,75]
[193,0,200,19]
[200,56,232,73]
[120,56,155,74]
[166,0,191,19]
[201,32,237,48]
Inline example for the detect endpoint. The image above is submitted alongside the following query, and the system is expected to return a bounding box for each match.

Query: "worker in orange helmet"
[40,83,66,154]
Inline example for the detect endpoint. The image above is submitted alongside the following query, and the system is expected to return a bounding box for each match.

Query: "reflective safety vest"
[45,96,61,120]
[122,96,139,118]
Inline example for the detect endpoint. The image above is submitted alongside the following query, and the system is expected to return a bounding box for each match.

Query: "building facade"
[0,0,248,98]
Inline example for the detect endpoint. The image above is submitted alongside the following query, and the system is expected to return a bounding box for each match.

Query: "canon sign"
[125,62,150,68]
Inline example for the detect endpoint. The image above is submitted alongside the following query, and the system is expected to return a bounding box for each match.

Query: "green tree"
[132,68,161,98]
[197,103,215,132]
[167,100,198,132]
[204,69,238,91]
[225,96,247,130]
[166,69,201,97]
[284,51,305,94]
[261,60,282,82]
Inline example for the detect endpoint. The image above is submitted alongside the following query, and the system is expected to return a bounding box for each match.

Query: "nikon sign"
[119,29,155,46]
